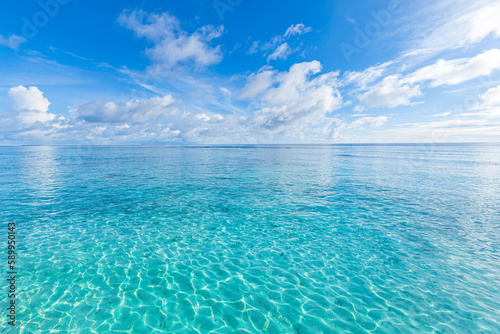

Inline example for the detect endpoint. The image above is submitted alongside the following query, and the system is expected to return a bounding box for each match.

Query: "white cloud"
[284,23,312,38]
[358,75,421,108]
[8,85,51,112]
[0,34,26,50]
[7,85,56,125]
[351,49,500,110]
[118,10,224,72]
[463,2,500,43]
[239,68,276,99]
[480,85,500,106]
[242,61,343,135]
[267,43,292,62]
[463,84,500,118]
[406,49,500,87]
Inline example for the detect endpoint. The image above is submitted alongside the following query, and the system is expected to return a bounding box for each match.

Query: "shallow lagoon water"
[1,144,499,333]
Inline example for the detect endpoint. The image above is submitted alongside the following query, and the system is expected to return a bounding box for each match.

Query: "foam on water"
[1,144,499,333]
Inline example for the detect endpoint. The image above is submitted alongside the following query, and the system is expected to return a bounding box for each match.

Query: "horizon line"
[0,142,499,148]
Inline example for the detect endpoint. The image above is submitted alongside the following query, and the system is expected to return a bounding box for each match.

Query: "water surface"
[1,144,499,333]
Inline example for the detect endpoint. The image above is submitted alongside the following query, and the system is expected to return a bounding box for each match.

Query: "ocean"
[1,144,499,333]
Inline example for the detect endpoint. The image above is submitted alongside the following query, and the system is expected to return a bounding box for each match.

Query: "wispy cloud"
[0,34,26,50]
[342,61,395,88]
[284,23,312,38]
[250,23,312,62]
[405,49,500,87]
[405,0,500,57]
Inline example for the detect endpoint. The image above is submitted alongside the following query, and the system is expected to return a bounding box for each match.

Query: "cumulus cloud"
[358,75,421,108]
[118,10,224,72]
[406,49,500,87]
[8,86,57,125]
[241,61,343,136]
[7,86,59,125]
[8,86,50,112]
[0,34,26,50]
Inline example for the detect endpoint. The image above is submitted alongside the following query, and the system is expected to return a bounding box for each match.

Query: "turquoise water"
[1,144,499,333]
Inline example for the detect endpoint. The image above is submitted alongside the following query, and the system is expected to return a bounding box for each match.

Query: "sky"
[1,0,500,145]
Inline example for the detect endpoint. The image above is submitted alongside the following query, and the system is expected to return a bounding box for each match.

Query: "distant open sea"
[1,144,499,333]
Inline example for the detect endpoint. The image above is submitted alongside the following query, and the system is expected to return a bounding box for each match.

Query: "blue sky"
[1,0,500,144]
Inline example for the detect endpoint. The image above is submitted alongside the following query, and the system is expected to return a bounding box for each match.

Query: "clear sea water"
[1,144,499,333]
